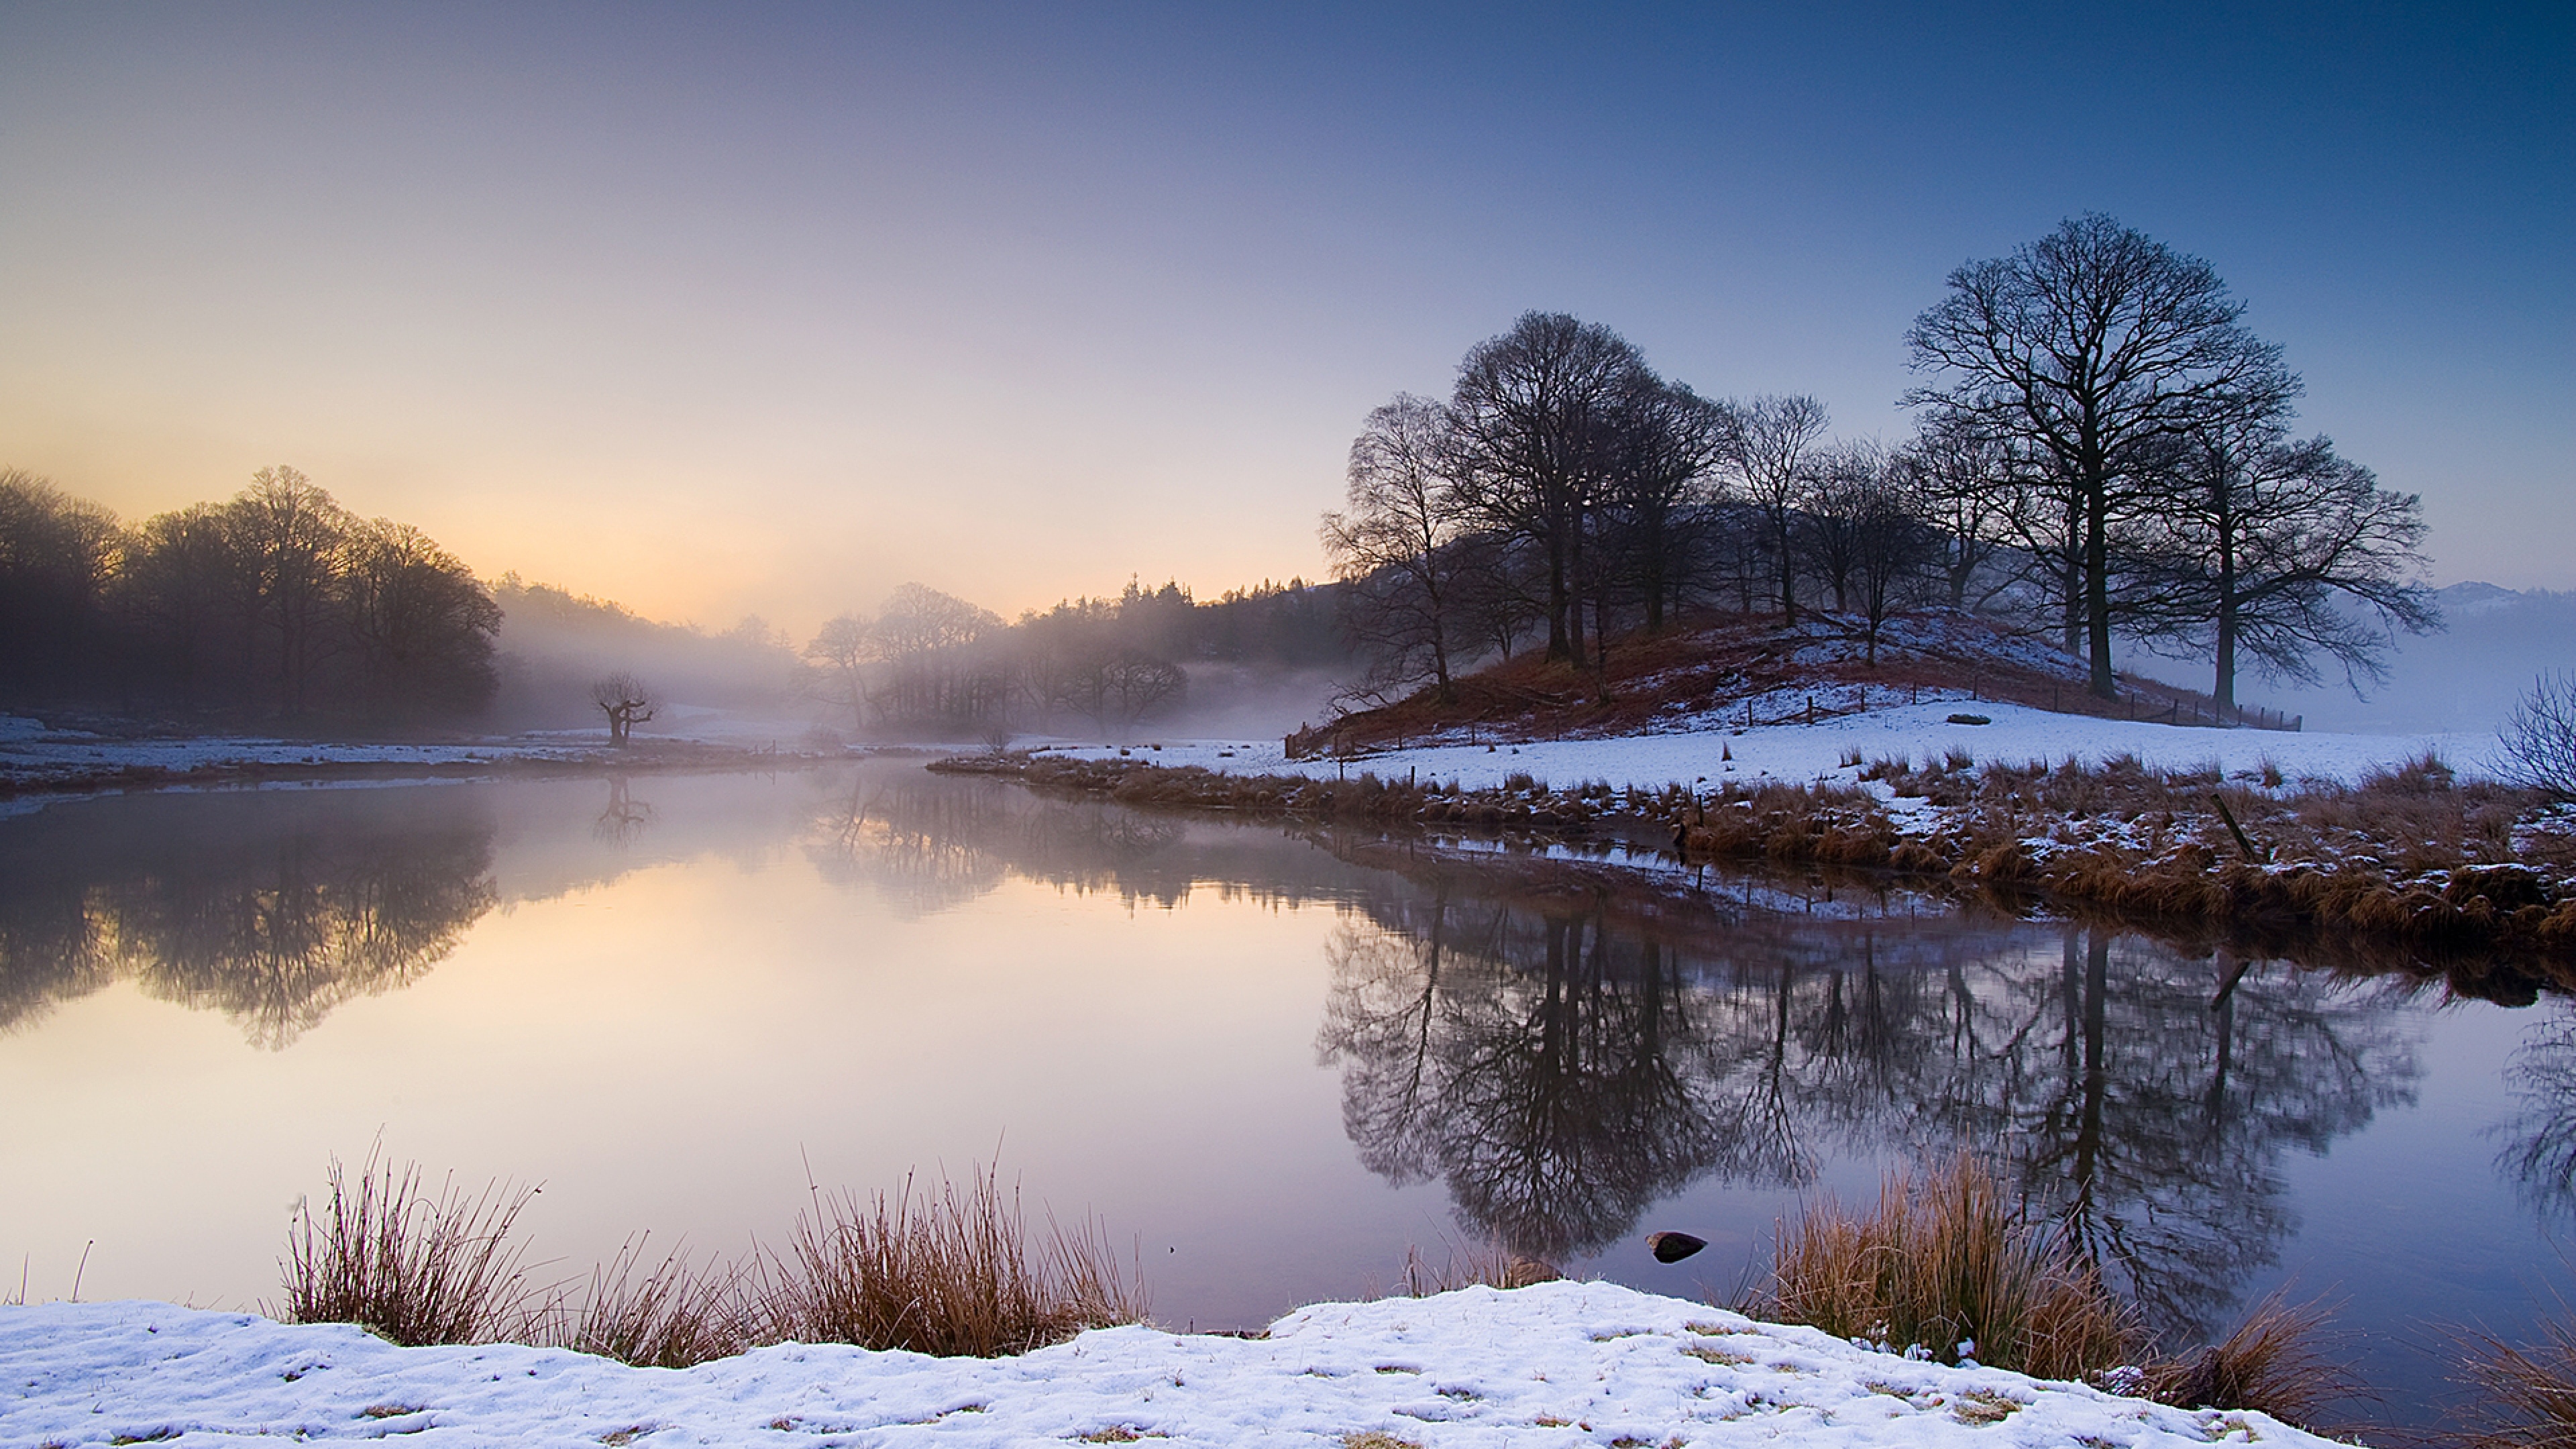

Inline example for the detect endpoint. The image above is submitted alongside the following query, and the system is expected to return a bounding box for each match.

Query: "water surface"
[1,761,2565,1427]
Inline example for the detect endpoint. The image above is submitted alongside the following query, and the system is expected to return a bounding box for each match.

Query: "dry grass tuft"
[1391,1238,1560,1297]
[275,1152,1144,1365]
[1756,1152,2135,1381]
[2138,1289,2355,1428]
[274,1147,540,1346]
[2452,1306,2576,1448]
[763,1164,1144,1357]
[560,1236,757,1368]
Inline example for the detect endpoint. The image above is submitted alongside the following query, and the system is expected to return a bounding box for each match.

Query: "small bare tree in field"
[2504,673,2576,800]
[590,671,657,747]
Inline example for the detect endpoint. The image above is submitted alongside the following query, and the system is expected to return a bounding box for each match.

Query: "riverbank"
[936,705,2576,991]
[0,1281,2341,1448]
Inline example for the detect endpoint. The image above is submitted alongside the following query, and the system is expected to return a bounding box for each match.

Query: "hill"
[1295,610,2298,757]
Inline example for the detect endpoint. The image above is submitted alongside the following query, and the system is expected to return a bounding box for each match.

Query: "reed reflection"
[0,790,496,1046]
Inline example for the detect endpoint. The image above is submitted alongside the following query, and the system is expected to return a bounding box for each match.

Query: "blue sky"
[1,2,2565,627]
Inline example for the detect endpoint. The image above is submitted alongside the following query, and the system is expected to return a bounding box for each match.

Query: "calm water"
[2,761,2567,1427]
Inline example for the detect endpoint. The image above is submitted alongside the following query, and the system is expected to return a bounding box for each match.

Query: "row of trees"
[0,466,502,723]
[802,575,1343,737]
[1327,217,2436,708]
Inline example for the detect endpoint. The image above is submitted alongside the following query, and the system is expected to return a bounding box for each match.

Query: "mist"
[485,576,807,741]
[2131,581,2576,735]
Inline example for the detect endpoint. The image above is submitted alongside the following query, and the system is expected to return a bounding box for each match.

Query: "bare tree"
[1800,441,1880,614]
[0,468,122,700]
[1723,394,1830,623]
[1847,452,1939,663]
[1896,417,2023,613]
[1906,215,2297,697]
[2151,417,2437,709]
[1446,313,1649,663]
[339,518,501,719]
[802,614,871,733]
[1040,647,1186,735]
[227,466,353,717]
[590,670,657,746]
[2502,674,2576,800]
[1323,394,1470,698]
[1603,376,1730,634]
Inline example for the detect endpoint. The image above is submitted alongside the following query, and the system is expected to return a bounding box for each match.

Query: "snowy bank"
[0,1282,2334,1447]
[1033,702,2503,794]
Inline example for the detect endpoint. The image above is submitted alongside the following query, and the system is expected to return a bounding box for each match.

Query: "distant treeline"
[1326,217,2438,712]
[804,576,1344,739]
[0,466,499,725]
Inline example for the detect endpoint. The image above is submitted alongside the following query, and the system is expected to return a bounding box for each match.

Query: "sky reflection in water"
[0,761,2566,1425]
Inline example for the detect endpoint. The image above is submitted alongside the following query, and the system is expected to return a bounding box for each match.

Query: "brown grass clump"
[274,1147,541,1346]
[763,1164,1144,1357]
[2137,1289,2356,1429]
[1757,1152,2135,1381]
[1391,1238,1561,1297]
[275,1152,1145,1364]
[559,1236,757,1368]
[2453,1307,2576,1448]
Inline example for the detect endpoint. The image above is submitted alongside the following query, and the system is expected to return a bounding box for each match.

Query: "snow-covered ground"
[0,1282,2332,1447]
[1032,701,2505,794]
[1,700,2506,802]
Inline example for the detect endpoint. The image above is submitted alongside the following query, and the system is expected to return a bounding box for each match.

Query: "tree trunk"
[1545,537,1572,661]
[2214,498,2238,712]
[1777,520,1799,624]
[2084,480,2115,698]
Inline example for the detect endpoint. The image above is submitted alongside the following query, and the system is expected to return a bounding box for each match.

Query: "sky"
[1,2,2567,637]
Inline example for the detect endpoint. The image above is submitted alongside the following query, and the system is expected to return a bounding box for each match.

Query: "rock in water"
[1646,1231,1706,1264]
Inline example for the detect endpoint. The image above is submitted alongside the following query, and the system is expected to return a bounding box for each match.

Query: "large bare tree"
[1446,313,1649,663]
[1905,215,2294,697]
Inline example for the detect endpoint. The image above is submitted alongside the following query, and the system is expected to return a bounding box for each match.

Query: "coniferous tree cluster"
[1325,217,2438,708]
[0,465,500,724]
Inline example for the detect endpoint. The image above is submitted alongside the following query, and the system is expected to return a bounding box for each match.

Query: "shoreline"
[0,737,894,802]
[934,741,2576,996]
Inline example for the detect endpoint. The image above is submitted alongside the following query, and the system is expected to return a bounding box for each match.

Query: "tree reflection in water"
[1318,884,2419,1339]
[0,790,495,1048]
[2498,1000,2576,1222]
[0,768,2463,1338]
[594,776,657,845]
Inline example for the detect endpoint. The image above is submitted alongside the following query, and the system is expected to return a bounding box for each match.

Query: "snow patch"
[0,1283,2343,1446]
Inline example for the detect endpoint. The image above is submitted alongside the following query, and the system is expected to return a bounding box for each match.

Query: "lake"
[1,760,2563,1428]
